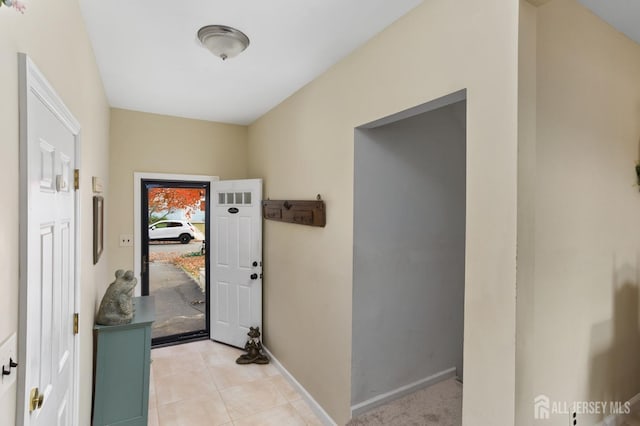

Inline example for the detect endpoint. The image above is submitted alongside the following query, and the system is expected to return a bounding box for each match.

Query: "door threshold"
[152,332,209,349]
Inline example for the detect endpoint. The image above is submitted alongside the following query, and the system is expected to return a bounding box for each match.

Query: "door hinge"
[74,169,79,190]
[73,313,79,335]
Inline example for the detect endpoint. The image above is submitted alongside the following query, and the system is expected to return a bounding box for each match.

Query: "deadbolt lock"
[29,387,44,412]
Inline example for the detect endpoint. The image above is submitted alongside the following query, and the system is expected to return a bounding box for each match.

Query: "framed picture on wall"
[93,196,104,264]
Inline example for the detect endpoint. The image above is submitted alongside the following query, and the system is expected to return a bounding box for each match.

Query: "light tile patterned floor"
[148,340,323,426]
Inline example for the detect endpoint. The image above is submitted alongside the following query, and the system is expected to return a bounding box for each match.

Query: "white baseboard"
[263,346,337,426]
[350,367,457,418]
[599,392,640,426]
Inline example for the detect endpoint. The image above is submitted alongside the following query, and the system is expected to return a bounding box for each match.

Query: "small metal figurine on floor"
[236,326,269,365]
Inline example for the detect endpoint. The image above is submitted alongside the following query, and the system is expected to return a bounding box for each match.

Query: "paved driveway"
[149,261,206,340]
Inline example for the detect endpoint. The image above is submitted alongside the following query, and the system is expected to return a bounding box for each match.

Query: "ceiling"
[578,0,640,45]
[80,1,639,126]
[79,0,422,125]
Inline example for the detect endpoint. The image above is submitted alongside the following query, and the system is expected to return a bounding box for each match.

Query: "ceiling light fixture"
[197,25,250,61]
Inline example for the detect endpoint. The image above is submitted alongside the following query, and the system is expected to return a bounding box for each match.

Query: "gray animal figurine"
[96,270,138,326]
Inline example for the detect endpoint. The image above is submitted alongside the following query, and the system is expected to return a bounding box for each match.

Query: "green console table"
[92,296,155,426]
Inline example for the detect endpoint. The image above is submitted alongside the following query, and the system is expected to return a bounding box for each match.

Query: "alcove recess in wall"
[262,195,326,227]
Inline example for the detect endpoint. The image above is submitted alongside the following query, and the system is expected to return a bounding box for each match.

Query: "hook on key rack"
[2,357,18,376]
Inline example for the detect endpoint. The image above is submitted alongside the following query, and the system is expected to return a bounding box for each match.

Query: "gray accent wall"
[351,100,466,406]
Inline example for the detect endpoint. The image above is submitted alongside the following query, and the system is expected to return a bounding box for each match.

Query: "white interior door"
[211,179,262,348]
[18,54,79,426]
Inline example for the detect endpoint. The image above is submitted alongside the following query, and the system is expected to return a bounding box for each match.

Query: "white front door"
[18,54,79,426]
[211,179,263,348]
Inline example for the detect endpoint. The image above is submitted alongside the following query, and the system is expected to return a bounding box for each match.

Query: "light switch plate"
[0,332,18,399]
[119,234,134,247]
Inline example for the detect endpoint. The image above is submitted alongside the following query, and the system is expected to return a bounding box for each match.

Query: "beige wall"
[517,0,640,424]
[516,1,538,424]
[108,108,248,273]
[248,0,520,423]
[0,0,110,424]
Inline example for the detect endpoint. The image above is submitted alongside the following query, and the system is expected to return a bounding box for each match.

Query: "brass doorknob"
[29,387,44,412]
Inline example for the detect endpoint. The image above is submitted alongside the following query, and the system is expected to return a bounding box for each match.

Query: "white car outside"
[148,220,196,244]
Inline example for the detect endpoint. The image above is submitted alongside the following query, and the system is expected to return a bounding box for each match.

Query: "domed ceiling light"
[197,25,250,61]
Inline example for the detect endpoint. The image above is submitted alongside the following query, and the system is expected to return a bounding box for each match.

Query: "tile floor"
[148,339,324,426]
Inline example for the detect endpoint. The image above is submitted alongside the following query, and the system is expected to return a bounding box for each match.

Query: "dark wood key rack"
[262,195,326,227]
